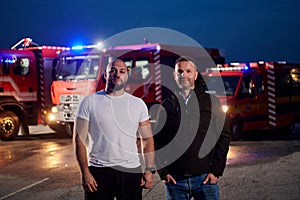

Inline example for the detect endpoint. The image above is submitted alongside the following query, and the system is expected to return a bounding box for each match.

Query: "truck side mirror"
[52,58,58,81]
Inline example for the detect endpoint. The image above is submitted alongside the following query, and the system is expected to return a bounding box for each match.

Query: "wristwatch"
[144,167,156,174]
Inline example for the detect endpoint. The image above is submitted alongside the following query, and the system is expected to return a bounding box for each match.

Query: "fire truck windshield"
[204,75,240,96]
[56,55,100,81]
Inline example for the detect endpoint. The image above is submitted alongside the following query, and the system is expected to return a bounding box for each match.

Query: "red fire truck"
[0,38,70,140]
[50,43,225,136]
[202,61,300,140]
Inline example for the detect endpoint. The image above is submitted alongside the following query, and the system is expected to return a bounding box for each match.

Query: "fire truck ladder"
[266,63,276,127]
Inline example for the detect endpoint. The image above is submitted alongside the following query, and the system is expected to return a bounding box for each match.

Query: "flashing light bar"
[71,44,96,50]
[230,62,242,66]
[206,61,263,72]
[20,46,71,51]
[71,42,103,50]
[112,43,160,51]
[278,61,287,64]
[72,45,84,50]
[41,46,70,51]
[206,66,250,72]
[65,55,101,60]
[4,58,16,64]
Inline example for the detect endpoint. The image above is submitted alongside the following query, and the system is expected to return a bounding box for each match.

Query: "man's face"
[105,59,128,91]
[173,61,198,90]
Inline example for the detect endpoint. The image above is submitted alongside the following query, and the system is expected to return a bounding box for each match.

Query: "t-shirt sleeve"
[76,96,90,121]
[139,99,149,122]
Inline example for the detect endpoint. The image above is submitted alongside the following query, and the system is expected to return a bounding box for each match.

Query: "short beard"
[178,80,192,90]
[106,83,125,94]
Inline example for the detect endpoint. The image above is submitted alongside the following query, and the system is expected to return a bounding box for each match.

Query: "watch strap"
[144,167,156,174]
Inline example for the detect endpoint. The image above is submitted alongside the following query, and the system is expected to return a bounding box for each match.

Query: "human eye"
[109,68,117,74]
[177,69,183,74]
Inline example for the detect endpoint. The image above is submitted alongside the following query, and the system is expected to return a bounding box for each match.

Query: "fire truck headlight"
[222,105,229,113]
[47,113,56,122]
[51,106,58,113]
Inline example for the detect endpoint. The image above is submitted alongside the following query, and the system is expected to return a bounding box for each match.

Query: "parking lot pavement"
[4,125,300,199]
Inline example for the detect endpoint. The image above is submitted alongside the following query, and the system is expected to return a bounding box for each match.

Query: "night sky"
[1,0,300,63]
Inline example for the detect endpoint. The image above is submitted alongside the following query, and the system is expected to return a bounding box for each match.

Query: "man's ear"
[104,71,108,80]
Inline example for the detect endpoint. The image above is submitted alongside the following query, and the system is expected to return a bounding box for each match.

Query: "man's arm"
[153,100,173,181]
[74,117,98,192]
[210,97,231,177]
[138,119,155,188]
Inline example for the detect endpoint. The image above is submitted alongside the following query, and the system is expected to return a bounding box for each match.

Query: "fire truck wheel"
[230,118,243,141]
[48,123,68,136]
[0,111,20,141]
[65,122,74,138]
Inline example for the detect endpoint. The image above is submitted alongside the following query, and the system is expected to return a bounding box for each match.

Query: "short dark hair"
[175,56,197,67]
[106,58,129,72]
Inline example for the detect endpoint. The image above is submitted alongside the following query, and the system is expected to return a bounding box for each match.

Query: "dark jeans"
[86,166,143,200]
[165,173,219,200]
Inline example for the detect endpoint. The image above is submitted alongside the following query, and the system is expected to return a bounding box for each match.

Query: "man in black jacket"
[154,56,231,200]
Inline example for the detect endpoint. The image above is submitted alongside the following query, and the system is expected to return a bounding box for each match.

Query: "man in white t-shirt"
[74,59,155,200]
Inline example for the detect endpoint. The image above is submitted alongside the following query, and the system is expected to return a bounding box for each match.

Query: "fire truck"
[0,38,70,140]
[202,61,300,140]
[50,43,225,136]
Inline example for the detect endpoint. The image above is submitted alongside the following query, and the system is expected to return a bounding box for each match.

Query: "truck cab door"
[238,74,255,100]
[0,56,13,95]
[237,73,268,130]
[11,56,37,102]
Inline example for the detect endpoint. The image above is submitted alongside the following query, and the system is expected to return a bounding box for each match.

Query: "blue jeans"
[164,173,219,200]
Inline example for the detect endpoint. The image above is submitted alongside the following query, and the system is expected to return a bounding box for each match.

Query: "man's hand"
[162,174,177,184]
[203,173,219,184]
[141,171,154,189]
[82,172,98,192]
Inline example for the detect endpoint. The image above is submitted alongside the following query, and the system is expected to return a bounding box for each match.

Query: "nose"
[116,70,122,77]
[181,71,188,78]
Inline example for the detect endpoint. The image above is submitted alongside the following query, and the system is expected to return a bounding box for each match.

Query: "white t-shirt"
[76,90,149,168]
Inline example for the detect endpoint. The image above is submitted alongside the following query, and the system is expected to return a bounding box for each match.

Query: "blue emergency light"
[72,45,84,50]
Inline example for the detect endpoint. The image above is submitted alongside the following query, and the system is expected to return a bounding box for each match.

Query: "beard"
[113,83,125,91]
[106,82,125,94]
[178,79,193,89]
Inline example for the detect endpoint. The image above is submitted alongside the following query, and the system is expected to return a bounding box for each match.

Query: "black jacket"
[154,84,231,179]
